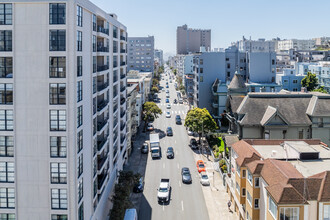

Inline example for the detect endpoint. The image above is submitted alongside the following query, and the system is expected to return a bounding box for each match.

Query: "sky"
[92,0,330,58]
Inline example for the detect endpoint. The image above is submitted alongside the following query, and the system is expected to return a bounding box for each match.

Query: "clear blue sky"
[92,0,330,57]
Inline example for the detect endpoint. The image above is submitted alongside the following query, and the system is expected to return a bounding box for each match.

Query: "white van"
[124,208,138,220]
[179,98,183,104]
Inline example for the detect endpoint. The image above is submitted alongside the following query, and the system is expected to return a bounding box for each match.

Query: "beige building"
[126,84,139,155]
[176,24,211,55]
[226,139,330,220]
[226,90,330,145]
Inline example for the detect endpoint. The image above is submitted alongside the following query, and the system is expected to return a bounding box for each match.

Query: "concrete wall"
[248,52,276,83]
[242,127,263,139]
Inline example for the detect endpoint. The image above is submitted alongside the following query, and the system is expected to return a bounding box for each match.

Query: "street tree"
[184,107,218,142]
[152,78,159,86]
[151,86,159,94]
[301,72,318,91]
[313,86,328,94]
[142,102,162,129]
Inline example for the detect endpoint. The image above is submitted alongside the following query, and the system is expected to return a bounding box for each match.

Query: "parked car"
[166,98,169,103]
[146,123,154,131]
[166,90,169,93]
[187,129,194,136]
[166,111,171,118]
[166,127,173,136]
[166,147,174,159]
[167,104,171,109]
[181,167,192,184]
[190,138,198,149]
[174,99,177,104]
[200,172,210,186]
[166,94,170,98]
[179,98,183,104]
[166,85,169,88]
[133,177,145,193]
[196,160,206,173]
[175,115,182,124]
[141,142,149,154]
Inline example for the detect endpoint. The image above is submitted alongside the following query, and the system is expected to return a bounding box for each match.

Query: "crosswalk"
[164,110,186,116]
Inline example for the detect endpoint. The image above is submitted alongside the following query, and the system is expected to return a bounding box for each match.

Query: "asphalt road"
[138,69,210,220]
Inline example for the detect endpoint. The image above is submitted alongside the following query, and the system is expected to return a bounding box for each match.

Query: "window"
[92,56,96,73]
[77,106,83,128]
[254,177,260,187]
[50,136,66,158]
[77,130,83,153]
[227,63,230,69]
[0,188,14,208]
[272,59,275,65]
[227,72,230,78]
[269,196,277,218]
[324,205,330,220]
[254,199,259,209]
[0,162,14,182]
[0,84,12,104]
[236,163,241,176]
[77,81,82,102]
[200,68,203,73]
[78,203,84,220]
[77,56,82,76]
[0,4,12,25]
[50,57,66,78]
[92,14,96,31]
[199,59,203,65]
[50,163,67,183]
[242,188,246,196]
[113,26,118,38]
[247,170,253,185]
[50,30,66,51]
[200,76,203,82]
[50,110,66,131]
[49,83,66,104]
[93,77,96,94]
[51,189,67,209]
[77,6,83,27]
[92,35,96,52]
[77,31,82,51]
[247,191,252,206]
[78,154,83,178]
[78,178,83,202]
[251,87,255,92]
[279,207,299,220]
[293,80,298,84]
[242,170,246,178]
[236,182,240,194]
[0,136,13,157]
[0,110,13,131]
[0,214,15,220]
[49,3,65,25]
[0,31,12,51]
[51,215,67,220]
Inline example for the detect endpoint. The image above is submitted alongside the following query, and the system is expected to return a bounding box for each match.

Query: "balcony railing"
[97,82,109,92]
[120,62,126,66]
[120,49,126,53]
[97,65,109,72]
[120,74,126,79]
[120,111,126,118]
[113,74,118,83]
[120,98,126,105]
[97,136,108,151]
[113,119,118,129]
[98,173,107,189]
[113,62,118,68]
[113,104,118,113]
[121,135,126,144]
[120,36,126,41]
[97,99,109,111]
[120,122,126,131]
[97,155,108,170]
[97,26,109,35]
[97,46,109,52]
[97,118,108,131]
[113,48,118,53]
[120,86,126,92]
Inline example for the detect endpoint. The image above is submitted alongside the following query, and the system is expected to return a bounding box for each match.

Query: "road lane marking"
[177,163,179,169]
[179,181,181,187]
[163,163,165,169]
[181,201,184,211]
[175,140,176,143]
[163,204,165,211]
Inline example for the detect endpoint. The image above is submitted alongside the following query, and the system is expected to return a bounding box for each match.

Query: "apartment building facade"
[0,1,127,219]
[154,49,163,66]
[277,39,315,51]
[176,24,211,55]
[127,36,154,73]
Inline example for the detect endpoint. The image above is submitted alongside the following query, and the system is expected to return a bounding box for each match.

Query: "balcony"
[113,74,118,83]
[97,135,108,151]
[97,172,107,190]
[120,49,126,53]
[113,62,118,68]
[97,82,109,92]
[120,36,126,41]
[97,46,109,52]
[120,86,126,92]
[120,98,126,105]
[120,122,126,131]
[97,26,109,35]
[120,135,126,144]
[113,104,118,113]
[97,99,109,112]
[97,118,108,131]
[120,111,126,118]
[120,62,126,66]
[120,74,126,79]
[97,65,109,72]
[97,154,108,170]
[113,48,118,53]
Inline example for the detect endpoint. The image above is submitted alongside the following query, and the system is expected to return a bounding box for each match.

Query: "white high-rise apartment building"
[0,0,128,219]
[277,39,315,51]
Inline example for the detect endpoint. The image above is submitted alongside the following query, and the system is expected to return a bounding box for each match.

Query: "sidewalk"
[192,147,239,220]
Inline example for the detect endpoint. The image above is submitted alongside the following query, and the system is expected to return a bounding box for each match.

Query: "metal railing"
[97,99,109,111]
[97,46,109,52]
[97,65,109,72]
[97,26,109,35]
[97,82,109,92]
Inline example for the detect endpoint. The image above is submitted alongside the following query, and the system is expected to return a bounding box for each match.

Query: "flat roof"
[290,159,330,177]
[285,141,319,153]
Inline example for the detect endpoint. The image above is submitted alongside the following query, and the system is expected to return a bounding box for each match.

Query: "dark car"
[133,177,144,193]
[166,127,173,136]
[141,142,148,154]
[174,99,177,104]
[175,115,182,124]
[181,167,192,184]
[189,138,198,149]
[166,85,169,88]
[166,98,169,103]
[146,123,154,131]
[166,147,174,159]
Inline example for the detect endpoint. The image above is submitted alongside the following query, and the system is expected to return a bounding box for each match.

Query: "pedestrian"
[227,200,232,212]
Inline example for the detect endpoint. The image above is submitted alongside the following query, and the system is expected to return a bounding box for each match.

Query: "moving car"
[133,177,145,193]
[174,99,177,104]
[166,147,174,159]
[181,167,192,184]
[166,98,169,103]
[157,179,170,203]
[166,85,169,88]
[196,160,206,173]
[166,127,173,136]
[166,111,171,118]
[200,172,210,186]
[146,123,154,131]
[179,98,183,104]
[141,142,149,154]
[166,90,169,93]
[166,104,171,109]
[166,94,170,98]
[175,115,182,124]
